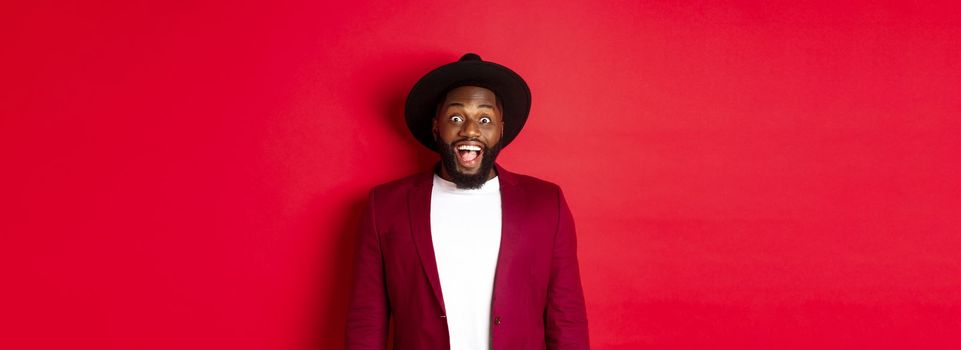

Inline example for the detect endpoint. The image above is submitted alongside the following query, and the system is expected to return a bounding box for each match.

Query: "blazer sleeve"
[545,186,591,349]
[345,188,390,350]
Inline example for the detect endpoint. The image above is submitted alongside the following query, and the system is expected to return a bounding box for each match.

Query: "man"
[346,53,589,350]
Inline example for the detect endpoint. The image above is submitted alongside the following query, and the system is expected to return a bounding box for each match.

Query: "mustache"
[448,138,488,149]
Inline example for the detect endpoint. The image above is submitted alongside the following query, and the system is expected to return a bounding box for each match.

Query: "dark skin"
[432,85,504,182]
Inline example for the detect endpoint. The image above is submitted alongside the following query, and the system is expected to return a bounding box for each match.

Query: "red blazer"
[346,162,589,350]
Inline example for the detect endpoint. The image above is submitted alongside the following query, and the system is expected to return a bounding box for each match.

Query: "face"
[432,85,505,188]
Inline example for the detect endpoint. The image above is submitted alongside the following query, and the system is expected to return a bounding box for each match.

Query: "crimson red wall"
[3,1,960,349]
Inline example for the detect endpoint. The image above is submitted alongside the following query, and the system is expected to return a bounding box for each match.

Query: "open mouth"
[455,143,484,170]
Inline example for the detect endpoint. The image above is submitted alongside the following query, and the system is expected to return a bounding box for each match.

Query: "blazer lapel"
[408,167,446,314]
[493,163,523,298]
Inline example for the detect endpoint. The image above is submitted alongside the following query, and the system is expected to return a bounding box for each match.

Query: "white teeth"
[456,145,482,151]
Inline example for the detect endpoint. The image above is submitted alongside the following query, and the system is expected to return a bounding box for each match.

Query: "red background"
[3,1,960,349]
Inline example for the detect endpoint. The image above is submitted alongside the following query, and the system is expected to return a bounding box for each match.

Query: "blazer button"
[494,316,502,325]
[440,315,446,319]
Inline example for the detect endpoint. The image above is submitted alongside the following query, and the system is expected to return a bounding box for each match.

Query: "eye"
[479,117,492,124]
[449,115,463,123]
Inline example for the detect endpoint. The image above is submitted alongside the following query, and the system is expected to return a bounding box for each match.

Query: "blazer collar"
[407,161,522,314]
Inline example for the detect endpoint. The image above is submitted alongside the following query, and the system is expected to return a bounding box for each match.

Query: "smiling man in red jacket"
[346,53,589,350]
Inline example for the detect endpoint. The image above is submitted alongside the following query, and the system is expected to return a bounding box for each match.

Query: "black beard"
[435,138,501,189]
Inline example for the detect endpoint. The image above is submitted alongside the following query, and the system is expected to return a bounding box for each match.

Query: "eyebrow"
[445,102,495,110]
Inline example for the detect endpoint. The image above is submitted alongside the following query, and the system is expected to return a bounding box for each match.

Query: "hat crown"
[459,53,482,62]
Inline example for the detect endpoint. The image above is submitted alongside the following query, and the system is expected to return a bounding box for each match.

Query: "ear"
[431,118,438,140]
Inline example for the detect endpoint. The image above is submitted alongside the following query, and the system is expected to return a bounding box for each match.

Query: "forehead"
[441,85,499,107]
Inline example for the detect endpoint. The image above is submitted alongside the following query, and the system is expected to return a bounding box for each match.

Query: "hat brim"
[405,57,531,152]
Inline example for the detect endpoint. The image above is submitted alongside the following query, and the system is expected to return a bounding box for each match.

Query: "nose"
[458,118,481,138]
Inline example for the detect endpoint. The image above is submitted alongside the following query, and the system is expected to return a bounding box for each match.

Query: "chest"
[429,192,503,258]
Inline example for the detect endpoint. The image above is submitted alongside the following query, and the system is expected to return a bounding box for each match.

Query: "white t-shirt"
[430,173,502,350]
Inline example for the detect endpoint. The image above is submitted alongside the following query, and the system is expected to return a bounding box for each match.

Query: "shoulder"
[373,171,427,191]
[499,165,569,204]
[366,170,430,201]
[506,170,561,193]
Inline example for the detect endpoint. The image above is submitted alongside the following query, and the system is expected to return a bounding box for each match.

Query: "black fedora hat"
[405,53,531,152]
